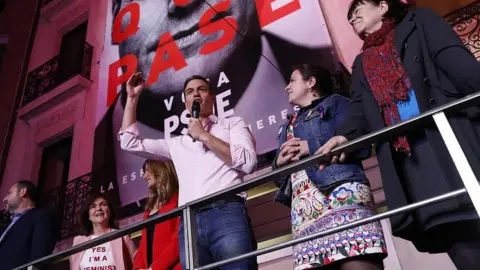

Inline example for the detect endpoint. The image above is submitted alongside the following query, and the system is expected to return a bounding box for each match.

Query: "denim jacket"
[273,94,370,207]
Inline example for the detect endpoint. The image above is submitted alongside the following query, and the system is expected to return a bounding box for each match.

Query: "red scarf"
[362,19,412,154]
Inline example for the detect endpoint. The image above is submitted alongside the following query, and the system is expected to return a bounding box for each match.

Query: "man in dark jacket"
[0,180,58,269]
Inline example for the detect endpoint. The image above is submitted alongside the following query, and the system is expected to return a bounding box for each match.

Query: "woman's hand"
[285,138,309,161]
[275,147,295,168]
[315,136,349,170]
[275,138,309,167]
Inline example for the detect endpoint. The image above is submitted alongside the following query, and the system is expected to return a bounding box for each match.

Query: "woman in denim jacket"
[273,64,387,269]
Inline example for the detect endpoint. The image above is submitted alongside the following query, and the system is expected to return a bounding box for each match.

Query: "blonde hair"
[143,159,179,211]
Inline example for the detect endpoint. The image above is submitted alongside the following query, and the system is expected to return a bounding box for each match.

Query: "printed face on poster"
[94,0,337,206]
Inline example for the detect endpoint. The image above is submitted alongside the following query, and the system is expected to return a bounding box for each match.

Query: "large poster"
[93,0,338,206]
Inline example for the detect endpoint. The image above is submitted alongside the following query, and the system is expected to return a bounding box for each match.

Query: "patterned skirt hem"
[294,247,387,270]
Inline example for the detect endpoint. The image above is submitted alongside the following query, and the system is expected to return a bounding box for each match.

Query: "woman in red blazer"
[134,159,181,270]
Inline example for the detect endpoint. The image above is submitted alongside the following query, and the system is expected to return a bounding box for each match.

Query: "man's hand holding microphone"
[189,100,203,142]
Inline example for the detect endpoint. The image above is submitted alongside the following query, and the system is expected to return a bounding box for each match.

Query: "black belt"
[195,195,245,213]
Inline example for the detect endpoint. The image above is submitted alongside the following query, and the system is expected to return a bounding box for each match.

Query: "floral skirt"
[291,173,387,269]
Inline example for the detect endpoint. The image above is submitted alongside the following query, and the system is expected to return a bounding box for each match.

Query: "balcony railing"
[0,172,92,240]
[0,209,12,236]
[445,0,480,61]
[39,173,93,239]
[12,3,480,269]
[12,92,480,270]
[22,42,93,106]
[0,168,141,241]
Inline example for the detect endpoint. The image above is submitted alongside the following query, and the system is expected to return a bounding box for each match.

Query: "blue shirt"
[397,88,420,121]
[0,208,32,242]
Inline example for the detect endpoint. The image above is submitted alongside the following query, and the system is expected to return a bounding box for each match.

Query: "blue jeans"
[179,199,258,270]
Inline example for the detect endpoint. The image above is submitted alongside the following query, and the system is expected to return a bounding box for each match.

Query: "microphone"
[191,100,200,142]
[192,100,200,119]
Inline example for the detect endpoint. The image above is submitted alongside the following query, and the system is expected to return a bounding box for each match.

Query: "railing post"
[183,207,198,270]
[433,112,480,216]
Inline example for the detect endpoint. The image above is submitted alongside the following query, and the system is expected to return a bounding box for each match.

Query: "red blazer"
[134,192,181,270]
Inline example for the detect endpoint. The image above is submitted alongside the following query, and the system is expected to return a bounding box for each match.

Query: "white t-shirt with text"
[79,235,116,270]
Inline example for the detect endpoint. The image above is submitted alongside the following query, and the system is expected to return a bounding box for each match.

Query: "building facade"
[0,0,478,269]
[0,0,40,194]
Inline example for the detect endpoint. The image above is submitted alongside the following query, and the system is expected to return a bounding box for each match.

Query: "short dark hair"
[292,64,334,96]
[16,180,38,203]
[78,193,118,236]
[183,75,211,92]
[347,0,411,22]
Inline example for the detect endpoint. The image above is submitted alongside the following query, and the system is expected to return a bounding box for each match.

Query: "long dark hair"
[347,0,411,23]
[78,193,118,236]
[143,159,179,211]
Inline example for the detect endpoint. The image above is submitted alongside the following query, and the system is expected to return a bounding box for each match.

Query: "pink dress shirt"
[118,115,257,206]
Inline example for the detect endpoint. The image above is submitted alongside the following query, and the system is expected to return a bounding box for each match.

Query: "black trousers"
[447,240,480,270]
[429,219,480,270]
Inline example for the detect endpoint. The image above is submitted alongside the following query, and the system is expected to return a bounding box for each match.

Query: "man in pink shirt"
[118,73,258,269]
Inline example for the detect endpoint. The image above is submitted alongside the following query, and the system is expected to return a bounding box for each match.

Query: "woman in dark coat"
[317,1,480,269]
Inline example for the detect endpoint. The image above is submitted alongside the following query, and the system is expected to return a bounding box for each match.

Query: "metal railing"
[13,90,480,270]
[445,0,480,61]
[22,42,93,106]
[0,174,92,239]
[0,210,12,235]
[38,173,92,239]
